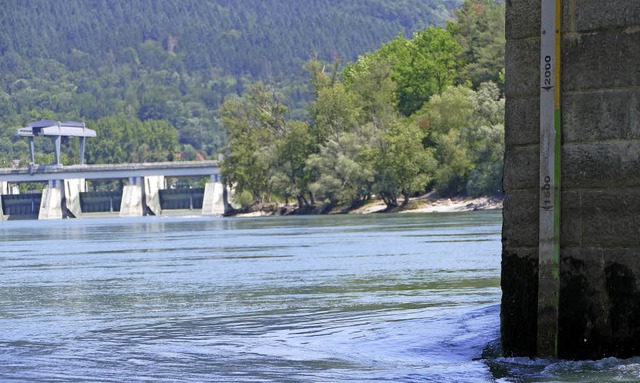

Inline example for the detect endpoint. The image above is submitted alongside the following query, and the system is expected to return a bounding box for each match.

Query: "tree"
[306,132,374,208]
[448,0,505,91]
[371,119,437,207]
[84,116,178,164]
[414,85,475,194]
[414,82,504,196]
[269,120,316,206]
[219,82,287,204]
[465,82,505,195]
[342,57,397,127]
[306,58,362,145]
[370,27,461,116]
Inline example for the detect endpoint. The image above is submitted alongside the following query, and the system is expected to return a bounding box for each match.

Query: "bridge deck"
[0,161,219,182]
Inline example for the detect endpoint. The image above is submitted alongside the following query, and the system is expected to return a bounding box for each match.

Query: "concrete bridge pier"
[202,181,225,215]
[0,182,7,219]
[120,175,170,217]
[64,178,86,218]
[144,175,165,216]
[0,181,19,219]
[503,1,640,359]
[38,180,63,220]
[120,177,144,217]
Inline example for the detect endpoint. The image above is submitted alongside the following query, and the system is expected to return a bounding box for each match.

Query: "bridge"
[1,120,229,220]
[0,161,226,220]
[0,161,220,183]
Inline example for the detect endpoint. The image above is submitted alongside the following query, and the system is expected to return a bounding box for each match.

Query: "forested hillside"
[221,0,505,210]
[0,0,462,166]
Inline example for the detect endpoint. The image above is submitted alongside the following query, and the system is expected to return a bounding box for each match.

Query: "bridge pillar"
[0,182,19,197]
[120,177,144,217]
[503,1,640,359]
[0,181,6,220]
[144,175,165,216]
[64,179,86,218]
[202,182,225,215]
[38,180,63,220]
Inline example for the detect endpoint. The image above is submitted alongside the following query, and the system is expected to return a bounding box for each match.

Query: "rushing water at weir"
[1,211,640,382]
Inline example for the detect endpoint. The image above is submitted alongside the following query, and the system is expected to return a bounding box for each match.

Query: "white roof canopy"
[16,120,96,138]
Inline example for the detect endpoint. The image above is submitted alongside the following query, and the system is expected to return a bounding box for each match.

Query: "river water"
[1,211,640,382]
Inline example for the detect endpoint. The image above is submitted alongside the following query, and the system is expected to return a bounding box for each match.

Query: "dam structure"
[503,1,640,358]
[0,120,227,220]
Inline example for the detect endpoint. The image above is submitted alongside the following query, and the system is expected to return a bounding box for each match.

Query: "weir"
[502,1,640,358]
[1,120,230,220]
[0,162,228,220]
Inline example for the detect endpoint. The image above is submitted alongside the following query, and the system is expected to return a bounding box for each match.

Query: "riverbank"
[350,196,503,214]
[234,195,503,217]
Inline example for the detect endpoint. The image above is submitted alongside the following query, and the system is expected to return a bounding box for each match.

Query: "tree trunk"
[402,192,410,206]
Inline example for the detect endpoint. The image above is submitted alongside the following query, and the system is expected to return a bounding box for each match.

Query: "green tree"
[84,116,178,164]
[306,132,374,207]
[219,82,287,204]
[415,85,475,194]
[370,26,461,116]
[371,119,437,207]
[448,0,505,90]
[414,82,504,196]
[307,58,361,145]
[269,120,316,206]
[465,82,504,195]
[343,57,397,127]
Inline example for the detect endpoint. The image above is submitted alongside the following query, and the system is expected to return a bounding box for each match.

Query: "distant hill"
[0,0,462,163]
[1,0,461,79]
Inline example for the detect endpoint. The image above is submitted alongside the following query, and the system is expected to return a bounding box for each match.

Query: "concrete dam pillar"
[120,177,144,217]
[64,178,86,218]
[39,180,63,220]
[503,1,640,358]
[202,182,226,215]
[144,175,165,216]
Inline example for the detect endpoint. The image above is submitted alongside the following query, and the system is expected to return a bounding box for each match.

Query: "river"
[1,211,639,382]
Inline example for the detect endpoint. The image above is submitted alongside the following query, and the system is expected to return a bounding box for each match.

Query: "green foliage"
[219,82,291,204]
[269,120,316,206]
[0,0,505,207]
[0,0,463,166]
[312,82,362,142]
[232,190,255,210]
[84,117,178,164]
[221,0,506,210]
[448,0,506,91]
[372,120,437,206]
[465,82,505,195]
[306,133,375,207]
[346,26,461,117]
[414,82,504,196]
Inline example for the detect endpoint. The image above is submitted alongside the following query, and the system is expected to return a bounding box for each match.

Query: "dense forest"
[222,0,505,210]
[0,0,463,167]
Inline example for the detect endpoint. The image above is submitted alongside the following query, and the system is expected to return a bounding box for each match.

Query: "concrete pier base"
[64,179,85,218]
[0,182,19,196]
[0,182,6,220]
[120,185,143,217]
[202,182,225,215]
[144,175,164,216]
[38,186,63,220]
